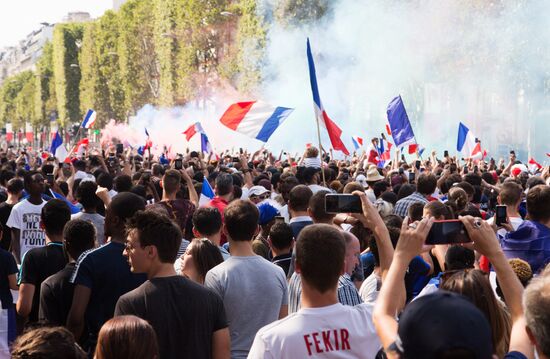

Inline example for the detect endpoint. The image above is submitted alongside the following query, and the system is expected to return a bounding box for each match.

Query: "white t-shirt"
[486,216,524,238]
[6,199,47,259]
[248,303,381,359]
[359,272,380,304]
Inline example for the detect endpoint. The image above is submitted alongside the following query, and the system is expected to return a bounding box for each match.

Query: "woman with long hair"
[440,269,512,358]
[95,315,158,359]
[181,238,224,284]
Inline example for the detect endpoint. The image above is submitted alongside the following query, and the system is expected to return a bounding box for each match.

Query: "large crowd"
[0,140,549,359]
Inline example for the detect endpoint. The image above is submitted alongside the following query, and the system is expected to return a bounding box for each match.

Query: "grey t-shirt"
[205,255,288,359]
[71,212,105,245]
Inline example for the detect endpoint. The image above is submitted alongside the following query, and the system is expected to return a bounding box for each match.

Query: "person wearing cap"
[252,203,280,260]
[365,167,385,203]
[393,173,437,218]
[248,185,271,205]
[248,223,381,359]
[373,215,533,359]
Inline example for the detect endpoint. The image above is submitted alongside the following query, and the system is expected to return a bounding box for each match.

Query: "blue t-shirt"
[70,241,146,340]
[504,351,527,359]
[405,256,431,301]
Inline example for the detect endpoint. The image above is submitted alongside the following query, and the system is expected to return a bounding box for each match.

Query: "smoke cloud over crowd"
[123,0,549,161]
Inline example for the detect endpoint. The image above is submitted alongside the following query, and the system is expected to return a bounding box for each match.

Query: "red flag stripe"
[219,102,255,130]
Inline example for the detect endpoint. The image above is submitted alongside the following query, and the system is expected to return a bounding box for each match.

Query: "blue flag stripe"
[386,95,415,147]
[255,107,293,142]
[306,38,322,110]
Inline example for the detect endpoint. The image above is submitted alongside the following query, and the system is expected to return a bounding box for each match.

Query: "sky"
[0,0,112,48]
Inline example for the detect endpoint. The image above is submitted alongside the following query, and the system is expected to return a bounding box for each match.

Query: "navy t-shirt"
[0,248,17,309]
[70,241,146,342]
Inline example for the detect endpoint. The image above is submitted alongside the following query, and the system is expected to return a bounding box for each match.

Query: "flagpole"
[315,117,327,186]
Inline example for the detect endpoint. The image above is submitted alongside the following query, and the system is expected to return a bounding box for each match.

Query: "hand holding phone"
[426,220,472,245]
[495,205,508,226]
[325,194,363,213]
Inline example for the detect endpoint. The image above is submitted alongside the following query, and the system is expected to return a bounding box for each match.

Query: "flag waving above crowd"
[457,122,483,159]
[307,38,349,155]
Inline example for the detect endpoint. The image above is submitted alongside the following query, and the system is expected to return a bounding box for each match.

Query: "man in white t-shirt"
[248,224,381,359]
[485,181,524,238]
[6,172,47,264]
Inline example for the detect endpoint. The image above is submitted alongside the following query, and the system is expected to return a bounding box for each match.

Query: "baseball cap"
[394,291,493,359]
[257,203,280,225]
[356,174,368,187]
[248,185,270,198]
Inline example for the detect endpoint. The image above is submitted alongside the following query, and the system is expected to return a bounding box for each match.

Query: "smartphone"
[239,148,243,155]
[174,158,183,170]
[274,216,285,223]
[116,144,123,155]
[415,160,421,170]
[463,165,468,174]
[495,205,508,226]
[399,167,404,175]
[444,150,449,158]
[46,173,54,185]
[325,194,363,214]
[409,172,415,183]
[426,220,472,245]
[473,165,479,173]
[232,157,240,163]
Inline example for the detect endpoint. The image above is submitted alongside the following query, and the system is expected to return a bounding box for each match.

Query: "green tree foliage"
[118,0,157,112]
[14,71,36,130]
[275,0,331,26]
[34,42,57,128]
[0,71,34,129]
[52,23,84,126]
[79,22,104,124]
[153,0,179,106]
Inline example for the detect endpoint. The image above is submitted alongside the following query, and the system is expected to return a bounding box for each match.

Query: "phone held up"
[426,220,471,245]
[495,205,508,226]
[174,158,183,170]
[325,194,362,214]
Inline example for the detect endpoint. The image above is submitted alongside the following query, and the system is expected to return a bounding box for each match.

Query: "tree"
[34,42,57,128]
[52,23,84,126]
[275,0,331,26]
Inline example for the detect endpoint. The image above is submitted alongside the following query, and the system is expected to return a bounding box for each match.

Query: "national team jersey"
[248,303,381,359]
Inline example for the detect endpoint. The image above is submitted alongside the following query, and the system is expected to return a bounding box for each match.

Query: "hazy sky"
[0,0,112,48]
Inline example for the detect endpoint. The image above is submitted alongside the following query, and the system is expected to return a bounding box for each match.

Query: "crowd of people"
[0,140,549,359]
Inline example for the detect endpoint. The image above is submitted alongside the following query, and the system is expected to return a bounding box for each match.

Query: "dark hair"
[41,199,71,236]
[308,190,334,224]
[63,219,96,260]
[373,181,389,198]
[76,181,99,209]
[215,174,233,196]
[110,192,146,223]
[527,185,550,222]
[97,172,113,191]
[6,177,24,194]
[397,184,416,201]
[384,214,403,229]
[499,182,523,207]
[302,167,320,184]
[127,211,182,263]
[455,181,475,199]
[381,191,398,205]
[162,169,181,194]
[526,176,545,190]
[424,201,454,220]
[464,173,482,187]
[416,173,437,195]
[288,185,313,212]
[0,169,15,186]
[114,175,133,193]
[223,200,259,241]
[445,245,475,270]
[23,171,42,191]
[408,202,425,222]
[296,224,345,293]
[95,315,159,359]
[269,222,294,250]
[192,207,222,237]
[187,238,224,283]
[11,326,86,359]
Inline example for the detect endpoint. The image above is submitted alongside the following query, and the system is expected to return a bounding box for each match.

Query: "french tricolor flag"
[199,177,215,206]
[528,158,542,173]
[183,122,205,141]
[50,131,69,162]
[81,109,97,129]
[307,38,349,155]
[351,136,363,150]
[377,138,392,166]
[219,101,293,142]
[457,122,482,159]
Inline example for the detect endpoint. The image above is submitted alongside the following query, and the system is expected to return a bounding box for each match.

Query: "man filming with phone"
[486,182,524,238]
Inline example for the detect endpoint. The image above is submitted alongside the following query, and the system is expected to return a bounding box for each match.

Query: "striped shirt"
[393,192,429,218]
[288,272,363,314]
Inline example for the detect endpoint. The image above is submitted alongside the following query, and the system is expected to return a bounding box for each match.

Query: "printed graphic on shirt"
[303,328,351,356]
[21,213,45,248]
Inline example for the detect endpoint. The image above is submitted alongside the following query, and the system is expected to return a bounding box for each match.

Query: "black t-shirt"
[115,276,227,359]
[19,242,67,322]
[0,202,14,251]
[0,248,17,309]
[272,253,292,277]
[70,241,146,343]
[39,262,76,326]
